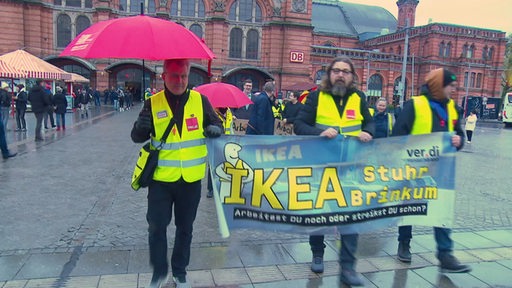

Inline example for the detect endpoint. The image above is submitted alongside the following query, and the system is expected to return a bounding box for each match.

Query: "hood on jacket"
[425,68,456,101]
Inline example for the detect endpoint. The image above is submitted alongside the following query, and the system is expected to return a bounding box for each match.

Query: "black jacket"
[282,101,303,124]
[392,85,465,150]
[0,89,11,107]
[53,92,68,114]
[294,89,375,136]
[15,90,28,110]
[131,88,223,143]
[28,85,50,113]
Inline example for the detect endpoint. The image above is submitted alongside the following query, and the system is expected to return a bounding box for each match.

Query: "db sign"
[290,51,305,63]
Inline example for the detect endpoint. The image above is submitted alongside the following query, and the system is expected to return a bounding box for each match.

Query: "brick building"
[0,0,507,118]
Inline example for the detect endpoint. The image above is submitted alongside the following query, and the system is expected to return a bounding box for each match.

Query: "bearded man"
[294,56,375,286]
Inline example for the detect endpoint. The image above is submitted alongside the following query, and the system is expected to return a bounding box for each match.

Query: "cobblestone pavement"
[1,106,511,287]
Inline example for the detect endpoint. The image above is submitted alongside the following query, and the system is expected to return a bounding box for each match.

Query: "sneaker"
[397,240,411,263]
[340,269,364,286]
[173,275,191,288]
[15,128,21,132]
[149,273,168,288]
[310,256,324,273]
[22,128,27,131]
[439,254,472,273]
[207,190,213,198]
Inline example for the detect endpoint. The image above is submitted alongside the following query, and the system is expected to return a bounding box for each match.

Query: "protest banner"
[206,132,457,238]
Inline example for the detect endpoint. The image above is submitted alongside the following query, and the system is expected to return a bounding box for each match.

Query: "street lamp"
[398,20,410,108]
[463,62,471,118]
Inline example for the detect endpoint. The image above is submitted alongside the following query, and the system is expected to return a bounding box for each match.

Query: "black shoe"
[311,256,324,273]
[207,190,213,198]
[340,269,364,286]
[22,128,27,131]
[397,240,412,262]
[439,254,472,273]
[15,128,21,132]
[2,152,17,159]
[35,137,44,142]
[149,273,168,288]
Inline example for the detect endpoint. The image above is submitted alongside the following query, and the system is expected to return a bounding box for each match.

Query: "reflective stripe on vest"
[316,91,363,136]
[387,113,394,136]
[150,90,207,182]
[411,95,458,134]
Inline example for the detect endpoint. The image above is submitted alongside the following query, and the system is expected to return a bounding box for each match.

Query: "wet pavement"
[1,105,511,288]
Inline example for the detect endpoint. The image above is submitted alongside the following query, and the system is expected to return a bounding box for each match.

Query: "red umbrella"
[60,15,215,61]
[194,83,253,108]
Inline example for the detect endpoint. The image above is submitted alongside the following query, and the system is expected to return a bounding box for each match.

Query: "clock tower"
[396,0,419,30]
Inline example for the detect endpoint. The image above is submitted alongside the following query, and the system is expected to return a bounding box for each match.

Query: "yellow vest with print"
[150,90,207,183]
[316,91,363,136]
[411,95,458,135]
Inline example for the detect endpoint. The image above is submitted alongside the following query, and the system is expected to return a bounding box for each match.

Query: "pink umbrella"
[194,83,253,108]
[60,15,215,61]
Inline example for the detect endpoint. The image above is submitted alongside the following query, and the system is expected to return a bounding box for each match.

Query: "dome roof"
[312,0,397,38]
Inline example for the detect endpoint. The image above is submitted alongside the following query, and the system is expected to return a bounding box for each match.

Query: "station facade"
[0,0,508,117]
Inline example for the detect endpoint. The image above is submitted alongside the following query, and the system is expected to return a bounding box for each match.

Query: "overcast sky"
[345,0,512,35]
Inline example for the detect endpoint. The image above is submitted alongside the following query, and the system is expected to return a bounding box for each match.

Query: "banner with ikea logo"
[206,132,456,238]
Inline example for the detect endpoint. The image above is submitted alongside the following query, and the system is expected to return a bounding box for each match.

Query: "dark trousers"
[466,130,473,141]
[34,112,44,139]
[16,108,26,129]
[0,111,9,156]
[309,234,359,270]
[147,179,201,278]
[398,225,453,258]
[44,108,55,128]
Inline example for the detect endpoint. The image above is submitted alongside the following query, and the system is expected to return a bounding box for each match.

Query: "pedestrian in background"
[28,79,51,141]
[465,110,477,143]
[131,58,223,288]
[246,81,275,135]
[43,84,56,129]
[294,56,375,286]
[53,86,68,131]
[393,67,471,273]
[0,82,11,131]
[233,79,254,120]
[14,84,28,131]
[282,91,303,125]
[372,97,394,139]
[0,107,17,159]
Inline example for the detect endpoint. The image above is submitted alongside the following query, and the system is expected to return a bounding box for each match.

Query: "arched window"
[438,41,445,57]
[476,73,482,88]
[148,0,156,13]
[130,0,140,13]
[482,46,488,59]
[367,74,383,97]
[246,29,259,59]
[397,45,402,55]
[119,0,127,11]
[462,44,468,57]
[445,42,451,57]
[56,14,72,48]
[182,0,195,16]
[170,0,205,17]
[190,23,203,39]
[467,44,475,58]
[228,0,262,23]
[488,47,494,60]
[66,0,81,7]
[76,15,91,36]
[393,76,408,103]
[315,69,326,84]
[470,72,476,87]
[229,28,243,58]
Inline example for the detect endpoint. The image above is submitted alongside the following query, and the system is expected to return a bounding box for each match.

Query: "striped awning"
[0,59,26,78]
[0,49,71,80]
[65,72,90,83]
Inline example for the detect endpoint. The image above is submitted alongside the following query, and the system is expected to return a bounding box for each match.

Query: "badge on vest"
[346,109,356,119]
[157,110,168,119]
[186,117,199,131]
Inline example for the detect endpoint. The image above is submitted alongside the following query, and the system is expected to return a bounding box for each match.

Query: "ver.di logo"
[404,145,440,162]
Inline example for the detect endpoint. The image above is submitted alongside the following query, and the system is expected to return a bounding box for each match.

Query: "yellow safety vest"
[216,108,233,135]
[411,95,458,134]
[316,91,364,136]
[272,104,284,119]
[150,90,207,182]
[144,91,152,100]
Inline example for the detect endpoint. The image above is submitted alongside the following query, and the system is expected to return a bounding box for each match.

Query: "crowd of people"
[2,54,476,287]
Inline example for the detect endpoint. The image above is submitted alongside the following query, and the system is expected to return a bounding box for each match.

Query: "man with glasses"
[294,56,375,286]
